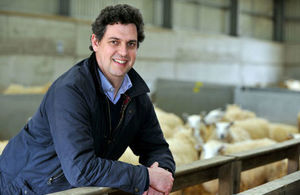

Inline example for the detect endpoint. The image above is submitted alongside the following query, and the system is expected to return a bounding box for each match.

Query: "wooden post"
[232,160,242,194]
[219,162,234,195]
[287,145,300,174]
[298,112,300,131]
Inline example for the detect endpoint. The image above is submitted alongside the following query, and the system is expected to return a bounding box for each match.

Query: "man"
[0,4,175,195]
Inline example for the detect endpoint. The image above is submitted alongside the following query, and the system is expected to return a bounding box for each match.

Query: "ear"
[218,145,225,154]
[200,111,207,117]
[91,34,100,51]
[212,122,216,128]
[182,112,189,122]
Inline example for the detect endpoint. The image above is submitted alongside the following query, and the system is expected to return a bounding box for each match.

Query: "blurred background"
[0,0,300,139]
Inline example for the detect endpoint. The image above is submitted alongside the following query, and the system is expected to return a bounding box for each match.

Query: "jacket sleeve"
[130,95,176,176]
[45,83,148,194]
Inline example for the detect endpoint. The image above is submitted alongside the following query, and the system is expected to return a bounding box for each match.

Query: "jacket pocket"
[7,177,37,195]
[47,170,65,185]
[20,180,36,195]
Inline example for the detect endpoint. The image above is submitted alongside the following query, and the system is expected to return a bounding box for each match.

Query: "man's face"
[91,23,138,83]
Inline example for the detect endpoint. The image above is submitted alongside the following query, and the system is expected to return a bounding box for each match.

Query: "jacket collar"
[88,52,150,98]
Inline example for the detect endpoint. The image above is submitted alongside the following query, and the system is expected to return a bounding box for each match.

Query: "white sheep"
[119,128,200,195]
[223,104,256,122]
[0,140,8,155]
[3,82,51,95]
[268,123,299,142]
[283,79,300,91]
[119,128,200,167]
[118,147,139,165]
[183,114,206,149]
[200,138,287,193]
[154,106,184,138]
[167,128,200,166]
[287,133,300,139]
[206,122,251,143]
[234,118,270,139]
[203,108,225,125]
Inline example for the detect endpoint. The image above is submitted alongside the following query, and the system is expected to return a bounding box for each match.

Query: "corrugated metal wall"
[285,0,300,43]
[69,0,157,25]
[0,0,59,15]
[173,0,230,34]
[1,0,299,43]
[239,0,273,41]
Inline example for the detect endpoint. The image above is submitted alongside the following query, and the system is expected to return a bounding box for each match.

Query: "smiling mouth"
[113,59,127,65]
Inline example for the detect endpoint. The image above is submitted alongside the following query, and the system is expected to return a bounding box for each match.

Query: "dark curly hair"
[89,4,145,51]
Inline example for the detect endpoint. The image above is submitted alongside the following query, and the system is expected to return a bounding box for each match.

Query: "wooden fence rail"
[237,171,300,195]
[228,138,300,194]
[50,139,300,195]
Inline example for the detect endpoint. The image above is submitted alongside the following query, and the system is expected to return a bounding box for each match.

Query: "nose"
[118,43,128,57]
[220,134,225,139]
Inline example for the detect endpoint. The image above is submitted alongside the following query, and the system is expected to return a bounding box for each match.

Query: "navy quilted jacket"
[0,53,175,195]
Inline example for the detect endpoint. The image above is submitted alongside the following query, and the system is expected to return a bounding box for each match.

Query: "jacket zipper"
[106,97,113,143]
[47,170,64,185]
[105,95,131,142]
[115,94,131,130]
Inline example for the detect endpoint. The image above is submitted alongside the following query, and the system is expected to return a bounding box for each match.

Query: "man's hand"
[146,162,174,195]
[142,186,164,195]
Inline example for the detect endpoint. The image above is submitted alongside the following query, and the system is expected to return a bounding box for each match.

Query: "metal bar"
[273,0,284,42]
[163,0,172,28]
[59,0,70,16]
[229,0,239,36]
[178,0,229,10]
[240,10,273,19]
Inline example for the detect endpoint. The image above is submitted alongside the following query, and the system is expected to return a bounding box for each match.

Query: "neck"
[111,77,123,98]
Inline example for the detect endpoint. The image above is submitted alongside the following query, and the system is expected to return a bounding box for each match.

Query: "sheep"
[119,128,200,195]
[287,133,300,139]
[159,122,175,139]
[200,138,287,193]
[207,122,251,143]
[211,118,298,143]
[223,104,256,122]
[167,128,200,166]
[233,118,270,139]
[203,108,225,125]
[0,140,8,155]
[166,126,213,195]
[283,79,300,91]
[206,122,232,142]
[118,147,139,165]
[3,82,51,94]
[268,123,299,142]
[154,106,184,138]
[182,184,215,195]
[218,138,276,155]
[183,112,228,144]
[118,127,200,171]
[183,114,207,149]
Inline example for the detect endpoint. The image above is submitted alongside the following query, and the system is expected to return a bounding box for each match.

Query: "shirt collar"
[98,68,132,104]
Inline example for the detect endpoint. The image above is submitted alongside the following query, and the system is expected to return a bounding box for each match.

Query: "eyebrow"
[108,37,137,43]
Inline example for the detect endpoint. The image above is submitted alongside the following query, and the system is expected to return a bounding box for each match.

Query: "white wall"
[284,44,300,79]
[0,12,286,93]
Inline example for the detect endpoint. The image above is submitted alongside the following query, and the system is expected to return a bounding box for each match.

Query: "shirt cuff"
[144,167,150,191]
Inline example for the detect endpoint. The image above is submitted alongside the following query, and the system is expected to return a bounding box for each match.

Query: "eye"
[110,40,119,45]
[128,42,137,48]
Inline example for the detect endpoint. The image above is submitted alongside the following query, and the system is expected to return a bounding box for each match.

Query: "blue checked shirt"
[98,68,132,104]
